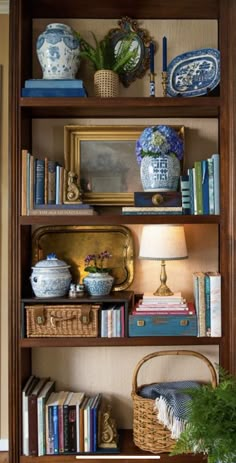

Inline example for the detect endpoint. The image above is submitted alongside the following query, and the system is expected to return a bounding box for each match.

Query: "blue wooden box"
[129,313,197,336]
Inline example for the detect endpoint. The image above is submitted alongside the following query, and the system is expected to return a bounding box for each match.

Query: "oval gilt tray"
[167,48,220,97]
[32,225,134,291]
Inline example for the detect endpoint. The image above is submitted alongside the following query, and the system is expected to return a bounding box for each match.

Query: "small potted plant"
[135,125,184,192]
[77,32,139,97]
[171,366,236,463]
[83,250,114,296]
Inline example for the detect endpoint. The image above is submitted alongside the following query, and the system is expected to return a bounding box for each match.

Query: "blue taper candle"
[162,36,167,71]
[149,41,155,74]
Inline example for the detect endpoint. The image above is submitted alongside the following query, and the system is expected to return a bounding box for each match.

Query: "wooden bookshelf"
[9,0,236,462]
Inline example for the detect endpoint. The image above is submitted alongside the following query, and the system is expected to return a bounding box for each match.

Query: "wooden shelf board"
[20,97,221,119]
[31,0,219,19]
[20,336,221,348]
[20,429,206,462]
[20,215,220,226]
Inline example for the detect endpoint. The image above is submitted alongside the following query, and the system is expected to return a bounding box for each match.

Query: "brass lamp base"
[153,259,174,296]
[154,283,174,296]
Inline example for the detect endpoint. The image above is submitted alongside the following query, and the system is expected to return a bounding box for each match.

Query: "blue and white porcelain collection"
[36,23,80,79]
[167,48,220,97]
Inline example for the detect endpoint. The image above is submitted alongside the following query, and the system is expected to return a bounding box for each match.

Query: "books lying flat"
[28,208,97,216]
[132,302,195,315]
[122,206,182,215]
[142,292,184,303]
[21,88,87,97]
[25,79,84,89]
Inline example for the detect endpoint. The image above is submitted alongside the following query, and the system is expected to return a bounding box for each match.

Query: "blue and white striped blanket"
[139,380,201,439]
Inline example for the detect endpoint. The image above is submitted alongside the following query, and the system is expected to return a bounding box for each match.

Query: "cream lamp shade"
[139,224,188,295]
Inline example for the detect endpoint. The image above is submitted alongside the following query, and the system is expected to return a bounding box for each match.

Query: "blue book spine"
[53,405,59,454]
[187,168,195,215]
[204,274,211,336]
[201,160,209,215]
[212,153,220,214]
[55,165,61,205]
[35,159,45,205]
[21,88,87,97]
[33,203,91,209]
[25,79,84,89]
[207,158,215,214]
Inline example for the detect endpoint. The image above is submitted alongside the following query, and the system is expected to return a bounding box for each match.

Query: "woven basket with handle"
[131,349,217,454]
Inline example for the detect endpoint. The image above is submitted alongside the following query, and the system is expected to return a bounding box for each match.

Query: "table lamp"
[139,224,188,296]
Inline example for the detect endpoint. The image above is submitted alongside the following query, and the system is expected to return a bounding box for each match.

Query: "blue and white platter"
[167,48,220,97]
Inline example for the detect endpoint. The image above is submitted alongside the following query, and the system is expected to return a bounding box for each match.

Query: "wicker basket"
[131,349,217,454]
[94,70,119,97]
[26,304,100,337]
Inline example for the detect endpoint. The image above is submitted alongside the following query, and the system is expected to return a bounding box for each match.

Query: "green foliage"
[170,366,236,463]
[76,31,139,74]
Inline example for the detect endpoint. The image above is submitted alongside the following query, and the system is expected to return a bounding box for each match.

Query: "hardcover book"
[28,377,49,456]
[22,375,39,456]
[25,79,85,89]
[21,88,87,97]
[37,380,55,456]
[122,206,182,215]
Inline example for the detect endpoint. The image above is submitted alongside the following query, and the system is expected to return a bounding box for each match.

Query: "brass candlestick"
[161,71,168,97]
[149,72,156,97]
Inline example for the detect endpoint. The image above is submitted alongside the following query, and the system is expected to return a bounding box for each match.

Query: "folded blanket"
[139,380,201,439]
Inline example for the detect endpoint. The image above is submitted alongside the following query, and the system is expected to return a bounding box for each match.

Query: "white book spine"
[210,274,221,337]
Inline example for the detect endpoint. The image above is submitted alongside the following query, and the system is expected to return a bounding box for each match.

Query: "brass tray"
[32,225,134,291]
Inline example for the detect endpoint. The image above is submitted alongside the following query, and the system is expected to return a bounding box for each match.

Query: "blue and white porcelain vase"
[83,272,114,297]
[36,23,80,79]
[140,154,180,191]
[30,253,72,297]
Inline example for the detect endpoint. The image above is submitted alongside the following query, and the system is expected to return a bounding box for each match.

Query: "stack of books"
[129,292,197,337]
[180,153,220,215]
[21,78,87,97]
[133,292,194,315]
[193,271,221,337]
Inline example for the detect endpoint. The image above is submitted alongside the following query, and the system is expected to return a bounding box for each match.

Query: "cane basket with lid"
[131,349,217,454]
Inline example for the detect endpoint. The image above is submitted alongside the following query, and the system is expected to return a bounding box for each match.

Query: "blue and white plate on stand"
[167,48,220,97]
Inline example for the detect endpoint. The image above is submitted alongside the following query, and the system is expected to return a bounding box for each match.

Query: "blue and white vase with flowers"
[83,251,114,297]
[36,23,80,79]
[136,125,184,191]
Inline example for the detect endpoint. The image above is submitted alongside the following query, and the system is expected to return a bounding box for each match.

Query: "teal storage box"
[129,314,197,336]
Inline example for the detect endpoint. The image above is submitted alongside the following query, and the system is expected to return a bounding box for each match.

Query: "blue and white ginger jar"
[140,154,180,191]
[30,253,72,297]
[83,272,114,297]
[36,23,80,79]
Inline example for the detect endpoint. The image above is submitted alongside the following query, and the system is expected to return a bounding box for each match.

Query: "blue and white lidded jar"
[30,253,72,297]
[36,23,80,79]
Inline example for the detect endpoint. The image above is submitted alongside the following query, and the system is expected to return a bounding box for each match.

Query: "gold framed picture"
[64,125,185,205]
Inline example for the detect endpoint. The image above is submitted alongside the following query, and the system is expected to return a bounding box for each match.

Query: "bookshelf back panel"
[32,345,219,428]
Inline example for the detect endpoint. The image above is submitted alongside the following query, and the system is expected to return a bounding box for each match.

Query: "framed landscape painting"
[64,124,184,205]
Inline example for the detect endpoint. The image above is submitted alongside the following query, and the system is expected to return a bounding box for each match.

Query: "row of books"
[100,305,125,337]
[181,153,220,215]
[22,375,103,456]
[21,150,95,216]
[22,78,88,97]
[193,271,221,337]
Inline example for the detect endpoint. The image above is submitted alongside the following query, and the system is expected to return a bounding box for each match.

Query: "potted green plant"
[77,32,139,96]
[171,366,236,463]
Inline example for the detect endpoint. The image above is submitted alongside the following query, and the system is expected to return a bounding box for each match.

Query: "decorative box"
[26,304,100,337]
[129,313,197,337]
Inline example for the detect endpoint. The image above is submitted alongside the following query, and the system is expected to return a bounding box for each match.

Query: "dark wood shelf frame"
[9,1,236,463]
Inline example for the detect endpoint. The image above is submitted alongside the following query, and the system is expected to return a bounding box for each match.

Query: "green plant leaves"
[170,366,236,463]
